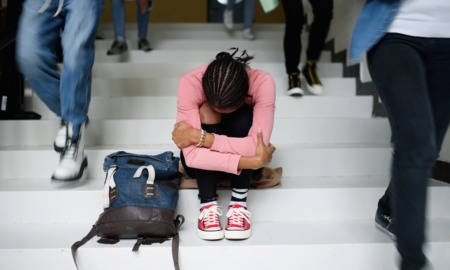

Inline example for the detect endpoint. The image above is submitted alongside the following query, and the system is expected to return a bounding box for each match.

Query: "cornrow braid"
[202,48,254,110]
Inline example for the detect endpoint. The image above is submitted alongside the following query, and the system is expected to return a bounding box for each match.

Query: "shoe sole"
[302,77,324,95]
[197,229,224,240]
[287,87,304,97]
[51,157,88,181]
[375,222,396,241]
[225,229,251,240]
[54,143,64,153]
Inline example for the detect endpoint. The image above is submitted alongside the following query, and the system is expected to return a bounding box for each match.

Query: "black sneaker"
[138,38,152,52]
[287,72,304,97]
[302,60,324,95]
[375,207,396,240]
[107,40,128,55]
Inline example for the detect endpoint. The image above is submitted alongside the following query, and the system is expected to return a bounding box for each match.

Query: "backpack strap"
[171,215,185,270]
[71,225,97,270]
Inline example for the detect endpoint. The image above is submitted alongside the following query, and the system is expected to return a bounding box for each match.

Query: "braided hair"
[202,48,254,110]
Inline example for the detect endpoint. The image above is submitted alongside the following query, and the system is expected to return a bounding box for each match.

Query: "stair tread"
[1,219,449,250]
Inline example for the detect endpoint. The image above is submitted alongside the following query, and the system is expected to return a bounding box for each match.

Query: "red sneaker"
[225,204,251,240]
[197,203,224,240]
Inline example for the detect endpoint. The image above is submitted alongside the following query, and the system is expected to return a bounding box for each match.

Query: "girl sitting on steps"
[172,48,276,241]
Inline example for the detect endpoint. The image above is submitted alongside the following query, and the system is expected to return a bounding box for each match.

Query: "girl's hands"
[254,128,276,168]
[172,121,196,149]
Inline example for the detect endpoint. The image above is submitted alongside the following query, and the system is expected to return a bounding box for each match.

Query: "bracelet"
[196,129,206,148]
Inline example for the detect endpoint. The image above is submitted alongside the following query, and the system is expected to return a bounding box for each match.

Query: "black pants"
[368,33,450,270]
[281,0,333,74]
[180,104,257,201]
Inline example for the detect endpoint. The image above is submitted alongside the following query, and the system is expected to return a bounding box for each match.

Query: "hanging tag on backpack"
[134,165,158,199]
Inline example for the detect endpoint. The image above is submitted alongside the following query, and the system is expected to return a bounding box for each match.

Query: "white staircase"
[1,23,449,270]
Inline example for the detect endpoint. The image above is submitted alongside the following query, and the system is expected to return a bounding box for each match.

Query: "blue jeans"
[111,0,151,40]
[226,0,256,30]
[368,33,450,270]
[16,0,104,138]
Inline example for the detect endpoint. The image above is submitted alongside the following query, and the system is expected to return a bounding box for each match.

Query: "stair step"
[0,118,390,148]
[0,145,392,179]
[95,39,286,51]
[25,95,369,120]
[97,23,285,32]
[1,177,448,224]
[87,77,356,97]
[94,49,332,64]
[97,28,286,40]
[90,62,343,78]
[1,220,449,270]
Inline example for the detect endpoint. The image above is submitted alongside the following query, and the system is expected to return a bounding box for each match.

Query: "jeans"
[111,0,151,40]
[226,0,256,30]
[281,0,333,74]
[16,0,104,138]
[368,33,450,270]
[180,104,257,201]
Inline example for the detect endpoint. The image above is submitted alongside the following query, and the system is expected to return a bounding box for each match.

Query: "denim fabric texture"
[16,0,104,138]
[227,0,256,29]
[348,0,401,63]
[368,33,450,270]
[103,151,180,211]
[111,0,151,39]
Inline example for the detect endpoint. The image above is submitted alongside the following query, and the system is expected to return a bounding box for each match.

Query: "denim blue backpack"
[71,151,184,270]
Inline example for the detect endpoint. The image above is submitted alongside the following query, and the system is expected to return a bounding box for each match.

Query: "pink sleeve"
[177,68,243,175]
[210,70,276,157]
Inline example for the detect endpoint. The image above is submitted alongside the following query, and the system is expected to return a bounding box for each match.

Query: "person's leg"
[281,0,304,74]
[306,0,333,61]
[242,0,256,40]
[281,0,305,96]
[60,0,103,137]
[183,123,225,240]
[111,0,126,40]
[368,33,439,270]
[107,0,128,55]
[427,38,450,153]
[135,0,152,51]
[16,0,65,117]
[52,0,103,181]
[221,105,254,240]
[302,0,333,95]
[224,0,235,30]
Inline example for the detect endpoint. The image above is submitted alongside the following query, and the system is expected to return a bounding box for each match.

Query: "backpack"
[71,151,185,270]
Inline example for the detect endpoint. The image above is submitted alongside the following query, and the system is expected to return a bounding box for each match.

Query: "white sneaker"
[53,120,67,153]
[243,28,255,40]
[52,122,88,181]
[223,9,233,30]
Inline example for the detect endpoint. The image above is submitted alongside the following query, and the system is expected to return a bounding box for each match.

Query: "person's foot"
[198,203,224,240]
[138,38,152,52]
[374,207,396,240]
[287,72,304,97]
[54,120,67,153]
[302,60,324,95]
[223,9,233,30]
[107,40,128,55]
[52,122,88,181]
[243,28,255,40]
[225,204,251,240]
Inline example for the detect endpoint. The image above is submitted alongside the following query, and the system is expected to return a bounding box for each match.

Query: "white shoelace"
[38,0,64,17]
[226,207,251,226]
[199,205,222,227]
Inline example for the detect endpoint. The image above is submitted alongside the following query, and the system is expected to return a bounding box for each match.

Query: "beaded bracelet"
[196,129,206,147]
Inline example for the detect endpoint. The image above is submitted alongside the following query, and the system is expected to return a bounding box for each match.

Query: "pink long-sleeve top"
[176,64,276,175]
